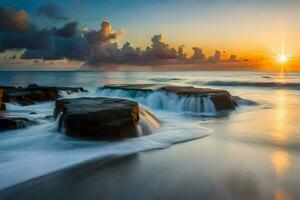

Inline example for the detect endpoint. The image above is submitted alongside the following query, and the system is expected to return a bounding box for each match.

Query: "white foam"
[4,102,54,120]
[137,107,161,136]
[0,99,211,190]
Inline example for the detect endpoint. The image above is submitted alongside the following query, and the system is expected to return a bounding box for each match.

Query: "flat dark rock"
[54,97,140,139]
[103,84,236,111]
[161,85,229,95]
[1,84,88,106]
[0,117,30,131]
[104,84,229,95]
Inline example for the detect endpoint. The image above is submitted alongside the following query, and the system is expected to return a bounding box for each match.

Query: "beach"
[0,71,300,199]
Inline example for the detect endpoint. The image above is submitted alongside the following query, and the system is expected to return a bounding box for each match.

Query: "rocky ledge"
[54,97,140,139]
[0,117,31,131]
[102,84,236,111]
[1,84,87,106]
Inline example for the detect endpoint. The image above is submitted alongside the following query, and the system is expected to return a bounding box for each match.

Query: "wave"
[0,95,210,190]
[0,117,210,190]
[190,81,300,89]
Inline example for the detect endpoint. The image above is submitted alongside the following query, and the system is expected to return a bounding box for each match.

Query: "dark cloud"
[37,3,68,20]
[0,6,90,61]
[20,20,123,61]
[0,8,241,65]
[86,21,124,61]
[55,22,78,37]
[85,32,178,62]
[147,34,177,59]
[0,7,31,32]
[191,47,206,60]
[21,35,91,60]
[178,45,187,60]
[208,50,221,62]
[120,42,140,60]
[0,30,54,51]
[86,21,122,44]
[106,43,122,60]
[0,7,53,53]
[228,54,237,62]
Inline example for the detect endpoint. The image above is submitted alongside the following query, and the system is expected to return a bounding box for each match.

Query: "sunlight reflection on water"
[275,189,293,200]
[273,90,289,145]
[271,150,290,177]
[271,88,292,200]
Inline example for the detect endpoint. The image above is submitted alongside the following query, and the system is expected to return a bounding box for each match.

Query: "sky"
[1,0,300,70]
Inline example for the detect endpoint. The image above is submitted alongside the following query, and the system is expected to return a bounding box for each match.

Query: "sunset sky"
[1,0,300,70]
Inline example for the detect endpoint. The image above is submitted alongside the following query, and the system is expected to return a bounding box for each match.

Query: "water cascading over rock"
[137,107,161,136]
[97,84,236,114]
[54,97,160,139]
[1,84,88,106]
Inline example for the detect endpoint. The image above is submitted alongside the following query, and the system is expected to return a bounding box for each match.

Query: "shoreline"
[2,136,299,200]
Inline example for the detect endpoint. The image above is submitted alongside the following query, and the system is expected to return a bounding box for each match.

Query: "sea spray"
[0,104,210,190]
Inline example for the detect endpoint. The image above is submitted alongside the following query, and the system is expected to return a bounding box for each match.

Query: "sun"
[261,41,293,71]
[278,55,287,63]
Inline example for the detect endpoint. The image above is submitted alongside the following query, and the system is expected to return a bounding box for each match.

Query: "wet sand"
[1,134,300,200]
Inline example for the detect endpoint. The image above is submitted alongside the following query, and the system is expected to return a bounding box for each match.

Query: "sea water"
[0,71,299,191]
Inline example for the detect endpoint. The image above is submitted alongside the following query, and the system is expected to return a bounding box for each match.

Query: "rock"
[1,84,88,106]
[3,90,36,106]
[210,93,236,110]
[103,84,236,111]
[54,97,140,139]
[161,85,228,95]
[0,117,30,131]
[162,86,236,110]
[0,88,5,111]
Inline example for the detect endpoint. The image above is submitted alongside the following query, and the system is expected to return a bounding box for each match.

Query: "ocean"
[0,71,300,199]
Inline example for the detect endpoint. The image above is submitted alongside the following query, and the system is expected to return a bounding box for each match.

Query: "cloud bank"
[0,6,243,66]
[191,47,206,61]
[207,50,221,62]
[0,7,31,32]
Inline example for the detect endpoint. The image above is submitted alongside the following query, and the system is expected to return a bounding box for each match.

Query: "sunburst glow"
[278,55,287,63]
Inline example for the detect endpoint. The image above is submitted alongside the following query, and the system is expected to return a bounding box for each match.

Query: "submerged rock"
[100,84,236,112]
[232,96,258,106]
[1,84,87,106]
[0,117,30,131]
[29,112,38,115]
[54,97,141,139]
